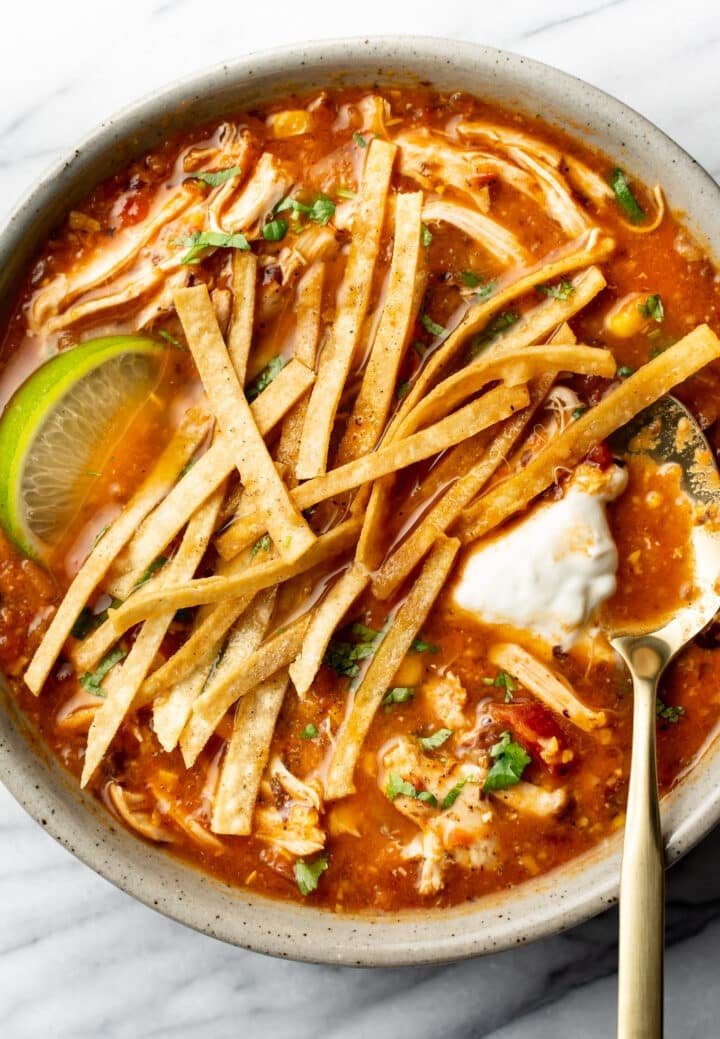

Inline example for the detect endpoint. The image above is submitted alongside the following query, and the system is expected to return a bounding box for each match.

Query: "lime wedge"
[0,335,166,560]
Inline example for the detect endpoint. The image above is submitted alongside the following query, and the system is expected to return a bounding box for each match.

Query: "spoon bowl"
[609,395,720,1038]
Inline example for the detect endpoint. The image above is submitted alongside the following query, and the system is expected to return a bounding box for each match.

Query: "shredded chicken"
[491,780,568,818]
[423,670,468,730]
[394,129,499,212]
[107,782,175,843]
[209,152,292,234]
[254,757,326,857]
[422,199,529,266]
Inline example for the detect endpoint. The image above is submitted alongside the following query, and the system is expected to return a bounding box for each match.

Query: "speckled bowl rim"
[2,36,720,966]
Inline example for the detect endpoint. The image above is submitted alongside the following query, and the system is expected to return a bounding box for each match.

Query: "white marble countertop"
[2,1,720,1035]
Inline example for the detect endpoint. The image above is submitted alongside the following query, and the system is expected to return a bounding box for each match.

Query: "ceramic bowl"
[2,37,719,965]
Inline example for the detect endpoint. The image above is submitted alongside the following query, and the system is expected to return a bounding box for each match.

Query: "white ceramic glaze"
[1,36,719,965]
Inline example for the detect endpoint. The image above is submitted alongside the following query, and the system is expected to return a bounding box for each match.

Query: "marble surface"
[2,1,720,1035]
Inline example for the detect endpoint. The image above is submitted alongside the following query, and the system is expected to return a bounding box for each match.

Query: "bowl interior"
[2,37,720,965]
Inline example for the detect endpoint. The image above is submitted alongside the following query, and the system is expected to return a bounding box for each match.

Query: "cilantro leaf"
[190,166,242,187]
[536,278,574,301]
[263,218,288,242]
[79,646,127,697]
[300,723,319,739]
[382,686,415,709]
[396,380,410,400]
[418,728,453,751]
[656,699,685,723]
[617,366,634,378]
[638,294,664,323]
[308,195,335,225]
[469,311,519,358]
[610,168,645,224]
[157,329,187,351]
[420,224,433,248]
[353,132,368,148]
[385,772,438,808]
[134,555,168,590]
[246,355,287,403]
[411,636,438,654]
[441,775,480,810]
[175,230,250,265]
[420,313,446,338]
[294,854,329,895]
[572,406,588,421]
[481,669,517,693]
[483,731,531,792]
[459,270,480,288]
[335,187,357,200]
[250,534,272,558]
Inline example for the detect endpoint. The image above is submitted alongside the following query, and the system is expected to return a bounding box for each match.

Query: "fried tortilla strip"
[216,383,528,561]
[211,670,289,835]
[373,375,555,599]
[324,536,460,800]
[182,612,311,767]
[336,191,423,464]
[24,406,211,695]
[179,588,277,767]
[104,357,314,601]
[289,562,370,697]
[402,343,615,439]
[458,324,720,542]
[388,241,613,434]
[152,650,216,753]
[111,515,361,631]
[174,284,315,562]
[393,264,608,443]
[227,250,257,381]
[275,263,325,483]
[80,488,224,786]
[296,138,397,477]
[489,643,607,731]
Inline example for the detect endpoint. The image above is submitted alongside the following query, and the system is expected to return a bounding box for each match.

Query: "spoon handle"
[617,668,664,1039]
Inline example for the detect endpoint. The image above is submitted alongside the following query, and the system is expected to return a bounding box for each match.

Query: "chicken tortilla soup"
[3,86,720,911]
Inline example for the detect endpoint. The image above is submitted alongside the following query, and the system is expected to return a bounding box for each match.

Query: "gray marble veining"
[2,1,720,1035]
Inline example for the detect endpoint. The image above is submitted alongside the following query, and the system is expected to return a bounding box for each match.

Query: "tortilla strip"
[215,383,528,562]
[289,562,370,697]
[110,357,314,599]
[211,670,290,835]
[111,515,362,632]
[226,251,257,382]
[392,264,608,444]
[296,138,397,478]
[179,588,277,767]
[458,324,720,543]
[275,263,325,483]
[401,343,615,439]
[24,406,211,695]
[489,643,607,731]
[335,191,423,464]
[182,612,311,767]
[324,536,459,800]
[373,375,555,599]
[80,488,224,786]
[153,650,216,753]
[174,284,315,562]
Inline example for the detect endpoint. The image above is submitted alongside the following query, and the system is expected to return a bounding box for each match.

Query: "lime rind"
[0,335,166,560]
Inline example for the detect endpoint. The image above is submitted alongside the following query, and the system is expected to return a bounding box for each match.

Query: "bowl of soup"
[2,37,720,965]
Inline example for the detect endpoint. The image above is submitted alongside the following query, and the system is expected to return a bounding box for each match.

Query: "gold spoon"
[609,395,720,1039]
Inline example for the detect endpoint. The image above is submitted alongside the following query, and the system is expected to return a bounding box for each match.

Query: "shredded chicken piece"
[211,152,292,234]
[455,120,562,168]
[394,129,498,212]
[422,199,529,266]
[254,757,326,858]
[422,670,468,730]
[491,781,568,818]
[107,782,175,843]
[271,223,338,285]
[507,147,590,237]
[182,122,251,172]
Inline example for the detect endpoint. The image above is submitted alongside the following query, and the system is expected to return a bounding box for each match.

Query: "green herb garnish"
[308,195,336,226]
[469,311,519,357]
[134,556,168,590]
[572,406,588,421]
[79,646,127,697]
[396,380,410,400]
[483,731,531,792]
[335,187,357,200]
[639,294,664,323]
[157,330,187,351]
[190,166,242,187]
[441,775,480,810]
[610,168,645,224]
[246,355,287,403]
[536,278,575,301]
[382,687,415,709]
[353,132,368,148]
[300,723,319,739]
[418,728,453,751]
[250,534,272,558]
[459,270,480,288]
[617,366,634,378]
[482,669,517,694]
[294,853,329,895]
[420,313,446,338]
[656,699,685,723]
[175,230,250,265]
[263,218,288,242]
[411,636,438,654]
[420,224,433,248]
[385,772,438,808]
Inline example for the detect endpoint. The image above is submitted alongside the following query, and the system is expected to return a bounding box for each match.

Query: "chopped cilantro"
[617,366,634,379]
[353,132,368,148]
[610,168,645,224]
[190,166,242,187]
[246,355,287,403]
[91,524,109,552]
[300,723,319,739]
[263,218,288,242]
[324,624,381,680]
[638,294,664,323]
[308,194,336,226]
[411,636,438,654]
[157,329,187,351]
[396,380,410,400]
[418,728,453,751]
[483,731,531,792]
[473,280,496,301]
[482,669,517,693]
[180,458,196,478]
[134,556,168,590]
[335,187,357,200]
[385,772,438,808]
[656,699,685,723]
[250,534,272,558]
[175,230,250,265]
[420,313,446,338]
[79,647,127,697]
[412,339,427,359]
[459,270,480,288]
[294,853,329,895]
[420,224,433,248]
[536,278,574,301]
[469,311,519,358]
[382,686,415,709]
[572,406,588,421]
[441,775,480,810]
[276,196,310,215]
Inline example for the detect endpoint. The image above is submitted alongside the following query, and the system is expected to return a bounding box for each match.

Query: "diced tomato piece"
[490,701,575,774]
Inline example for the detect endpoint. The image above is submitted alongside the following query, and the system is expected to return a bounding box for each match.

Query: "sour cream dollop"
[453,463,628,649]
